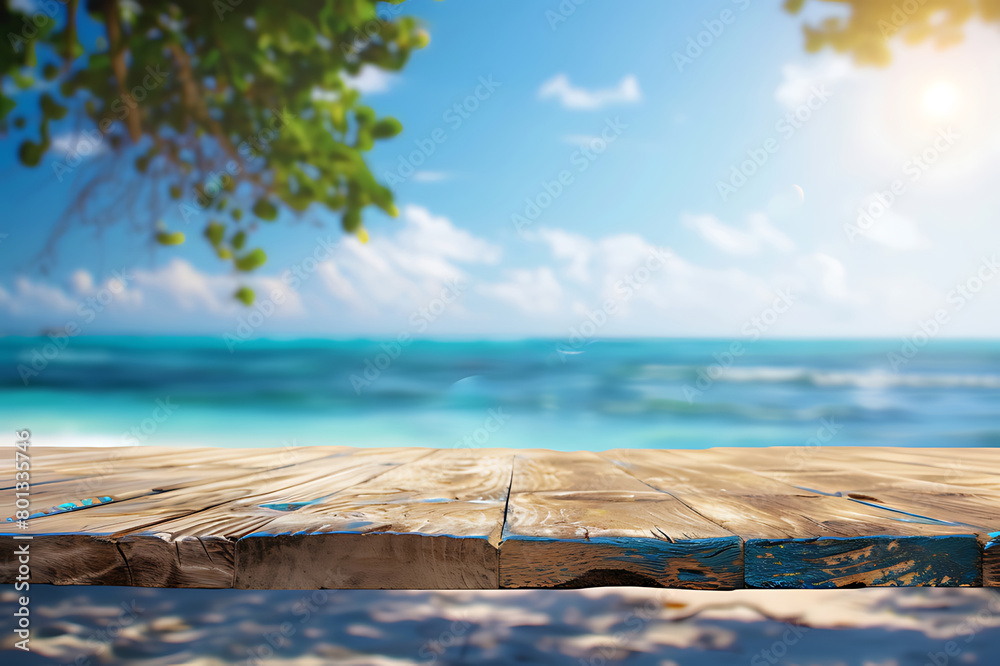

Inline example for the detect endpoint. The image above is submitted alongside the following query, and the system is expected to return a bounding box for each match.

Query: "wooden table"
[3,446,998,589]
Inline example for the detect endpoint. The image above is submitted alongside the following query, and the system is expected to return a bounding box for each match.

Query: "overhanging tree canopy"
[2,0,427,304]
[786,0,1000,66]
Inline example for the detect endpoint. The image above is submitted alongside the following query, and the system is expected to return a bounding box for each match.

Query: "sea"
[2,336,999,665]
[2,336,999,450]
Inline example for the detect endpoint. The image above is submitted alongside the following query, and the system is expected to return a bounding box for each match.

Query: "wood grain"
[234,449,513,589]
[3,446,996,589]
[746,536,981,588]
[499,450,742,589]
[665,447,993,587]
[0,447,406,587]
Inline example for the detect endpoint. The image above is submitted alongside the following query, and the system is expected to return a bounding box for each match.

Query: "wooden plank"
[499,450,743,589]
[822,448,1000,588]
[732,447,1000,529]
[2,447,335,523]
[603,449,972,538]
[2,446,994,589]
[0,447,416,587]
[234,449,513,589]
[664,448,987,588]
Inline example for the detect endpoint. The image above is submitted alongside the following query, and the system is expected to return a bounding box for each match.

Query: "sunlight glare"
[922,81,959,118]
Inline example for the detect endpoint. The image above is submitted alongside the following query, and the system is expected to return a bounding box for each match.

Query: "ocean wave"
[713,366,1000,389]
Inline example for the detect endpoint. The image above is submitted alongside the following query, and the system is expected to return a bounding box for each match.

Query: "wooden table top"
[3,446,998,589]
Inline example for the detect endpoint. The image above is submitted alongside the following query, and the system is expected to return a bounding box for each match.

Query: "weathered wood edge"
[498,535,743,589]
[234,532,499,590]
[985,532,1000,587]
[745,534,982,588]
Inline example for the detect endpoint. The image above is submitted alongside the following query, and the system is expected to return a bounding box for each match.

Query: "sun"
[922,81,959,118]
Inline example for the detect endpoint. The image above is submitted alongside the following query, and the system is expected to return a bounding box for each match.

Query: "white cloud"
[342,66,395,94]
[306,205,501,318]
[796,252,860,303]
[412,171,451,183]
[5,277,79,315]
[684,213,795,255]
[775,56,851,109]
[532,228,594,284]
[538,74,641,110]
[854,202,932,251]
[51,132,108,158]
[70,270,93,295]
[478,268,563,314]
[397,205,501,264]
[0,259,306,332]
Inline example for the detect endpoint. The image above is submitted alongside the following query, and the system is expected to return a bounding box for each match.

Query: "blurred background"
[2,0,1000,664]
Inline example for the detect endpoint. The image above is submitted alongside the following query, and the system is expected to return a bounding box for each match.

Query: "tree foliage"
[786,0,1000,66]
[1,0,427,304]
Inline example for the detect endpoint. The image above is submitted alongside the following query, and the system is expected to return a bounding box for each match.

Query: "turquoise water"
[3,336,1000,450]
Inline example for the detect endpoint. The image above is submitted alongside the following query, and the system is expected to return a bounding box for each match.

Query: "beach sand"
[3,586,999,665]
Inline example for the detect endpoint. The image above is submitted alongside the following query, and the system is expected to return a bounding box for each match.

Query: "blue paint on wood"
[5,496,114,522]
[501,534,744,587]
[746,535,981,588]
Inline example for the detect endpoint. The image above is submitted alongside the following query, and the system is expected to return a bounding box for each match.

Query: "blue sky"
[2,0,1000,339]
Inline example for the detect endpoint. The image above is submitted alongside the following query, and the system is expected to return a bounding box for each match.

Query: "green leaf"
[43,63,59,81]
[232,230,247,250]
[1,97,16,120]
[39,94,67,121]
[235,248,267,271]
[205,222,226,246]
[252,198,278,221]
[234,287,255,306]
[342,208,361,232]
[18,140,44,167]
[156,231,186,246]
[372,117,403,139]
[354,106,375,125]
